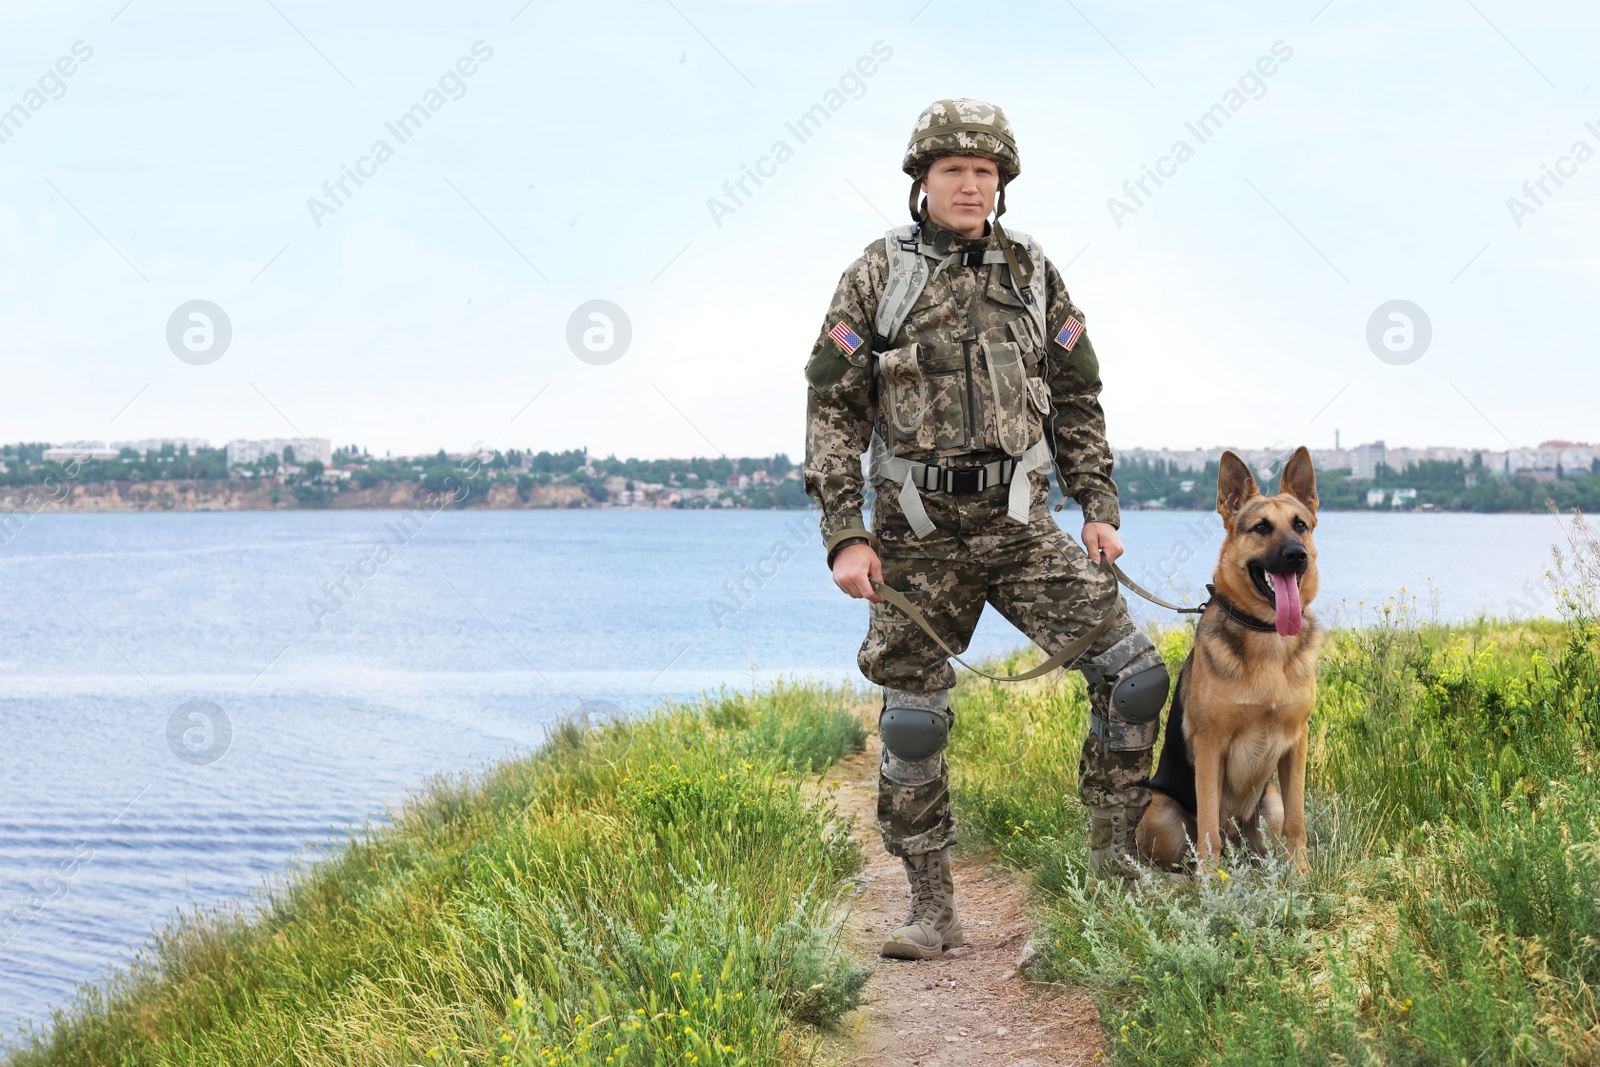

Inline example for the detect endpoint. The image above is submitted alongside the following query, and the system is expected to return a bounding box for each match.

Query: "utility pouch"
[982,339,1034,456]
[875,343,928,442]
[1009,317,1042,373]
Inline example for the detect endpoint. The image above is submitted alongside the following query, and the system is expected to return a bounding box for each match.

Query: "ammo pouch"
[981,338,1034,456]
[876,343,927,442]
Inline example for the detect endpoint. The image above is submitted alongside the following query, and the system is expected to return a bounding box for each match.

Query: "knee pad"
[1084,634,1169,751]
[879,687,950,761]
[1082,632,1159,691]
[880,687,950,785]
[1110,662,1170,725]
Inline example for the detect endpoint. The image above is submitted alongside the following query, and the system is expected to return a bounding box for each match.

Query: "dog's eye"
[1292,518,1307,533]
[1252,520,1272,535]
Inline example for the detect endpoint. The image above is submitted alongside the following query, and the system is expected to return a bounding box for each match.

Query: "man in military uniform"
[803,99,1169,959]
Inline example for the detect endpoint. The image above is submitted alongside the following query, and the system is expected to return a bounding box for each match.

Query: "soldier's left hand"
[1081,521,1124,565]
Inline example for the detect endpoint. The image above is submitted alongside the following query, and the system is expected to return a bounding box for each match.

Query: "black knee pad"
[1110,662,1170,724]
[879,706,949,762]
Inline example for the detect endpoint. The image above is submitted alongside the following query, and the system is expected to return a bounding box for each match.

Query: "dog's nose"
[1282,544,1308,568]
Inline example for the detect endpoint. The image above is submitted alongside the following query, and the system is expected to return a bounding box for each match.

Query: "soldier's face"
[920,155,998,237]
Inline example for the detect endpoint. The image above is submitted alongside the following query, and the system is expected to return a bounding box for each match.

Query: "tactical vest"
[866,224,1057,537]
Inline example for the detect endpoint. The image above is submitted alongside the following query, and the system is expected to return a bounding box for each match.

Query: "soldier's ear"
[1216,451,1260,521]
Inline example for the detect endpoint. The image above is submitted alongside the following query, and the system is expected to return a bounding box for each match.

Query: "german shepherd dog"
[1136,447,1321,872]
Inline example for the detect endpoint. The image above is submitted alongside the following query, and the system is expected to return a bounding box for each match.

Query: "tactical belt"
[868,432,1053,540]
[903,454,1026,494]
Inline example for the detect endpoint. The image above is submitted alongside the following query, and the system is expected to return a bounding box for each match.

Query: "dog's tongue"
[1270,572,1303,636]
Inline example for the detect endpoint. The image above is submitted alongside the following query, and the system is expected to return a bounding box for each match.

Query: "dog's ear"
[1216,450,1260,521]
[1278,446,1318,514]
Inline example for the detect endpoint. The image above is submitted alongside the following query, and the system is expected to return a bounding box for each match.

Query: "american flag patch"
[1054,316,1084,351]
[828,321,863,355]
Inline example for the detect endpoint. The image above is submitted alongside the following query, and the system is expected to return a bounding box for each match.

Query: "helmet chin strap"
[908,176,927,223]
[992,178,1035,288]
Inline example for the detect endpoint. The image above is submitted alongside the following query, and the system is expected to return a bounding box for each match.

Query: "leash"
[866,554,1212,684]
[869,567,1117,682]
[1105,560,1206,615]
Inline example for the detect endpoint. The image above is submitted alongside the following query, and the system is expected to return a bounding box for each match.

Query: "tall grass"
[7,681,871,1067]
[947,523,1600,1064]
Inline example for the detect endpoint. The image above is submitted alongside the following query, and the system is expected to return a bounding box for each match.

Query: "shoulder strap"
[873,225,1049,350]
[872,225,928,352]
[997,228,1049,343]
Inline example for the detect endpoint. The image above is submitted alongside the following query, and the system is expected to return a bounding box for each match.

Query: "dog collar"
[1203,585,1279,633]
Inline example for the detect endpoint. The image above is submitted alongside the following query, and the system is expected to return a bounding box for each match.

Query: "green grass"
[947,593,1600,1066]
[6,681,872,1067]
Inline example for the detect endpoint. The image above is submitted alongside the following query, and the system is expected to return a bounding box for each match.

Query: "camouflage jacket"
[804,217,1121,563]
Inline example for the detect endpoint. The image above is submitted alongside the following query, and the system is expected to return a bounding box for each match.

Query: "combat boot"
[880,846,964,959]
[1087,802,1148,879]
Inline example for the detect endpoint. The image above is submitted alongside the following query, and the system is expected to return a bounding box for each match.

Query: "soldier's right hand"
[831,542,884,603]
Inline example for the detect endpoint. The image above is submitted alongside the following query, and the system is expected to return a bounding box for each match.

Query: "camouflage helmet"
[901,98,1020,180]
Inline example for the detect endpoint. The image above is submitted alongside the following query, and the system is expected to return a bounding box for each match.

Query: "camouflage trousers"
[862,469,1150,859]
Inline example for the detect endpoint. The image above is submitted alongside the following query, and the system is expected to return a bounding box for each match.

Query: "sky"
[0,0,1595,460]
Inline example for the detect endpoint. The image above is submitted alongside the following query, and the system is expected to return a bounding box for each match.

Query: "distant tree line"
[1113,454,1595,513]
[0,443,812,510]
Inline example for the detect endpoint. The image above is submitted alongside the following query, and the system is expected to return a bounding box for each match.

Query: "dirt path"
[823,738,1103,1066]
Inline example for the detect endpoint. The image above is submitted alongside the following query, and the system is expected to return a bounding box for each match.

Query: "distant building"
[226,438,332,466]
[1352,441,1387,480]
[111,438,211,456]
[1366,488,1387,507]
[1514,441,1600,476]
[42,443,119,462]
[1310,448,1349,471]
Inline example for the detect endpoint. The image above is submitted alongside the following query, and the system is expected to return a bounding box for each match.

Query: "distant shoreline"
[0,478,1561,516]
